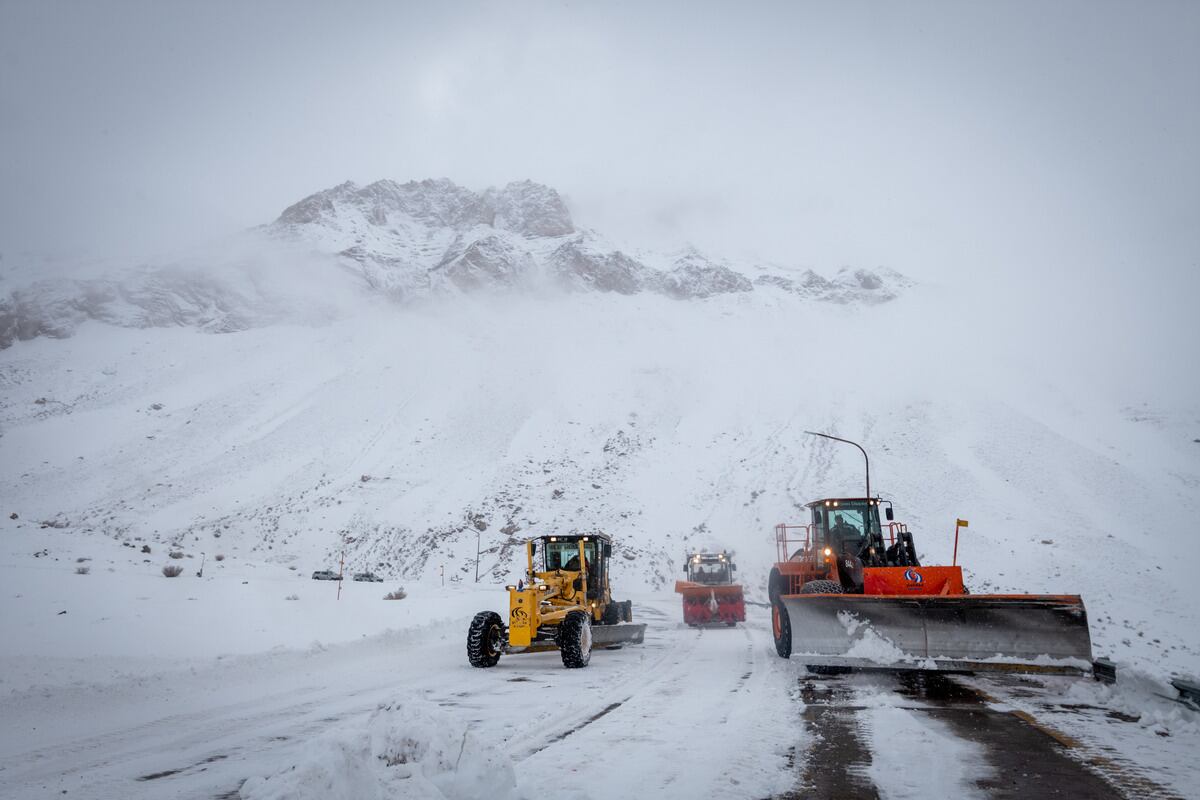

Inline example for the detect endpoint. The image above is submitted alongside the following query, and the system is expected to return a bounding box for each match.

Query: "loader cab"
[808,498,884,555]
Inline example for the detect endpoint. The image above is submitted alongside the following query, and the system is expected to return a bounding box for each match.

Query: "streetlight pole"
[804,431,871,506]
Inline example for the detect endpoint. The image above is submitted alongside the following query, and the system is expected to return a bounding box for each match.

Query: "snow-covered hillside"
[0,178,908,348]
[2,281,1198,683]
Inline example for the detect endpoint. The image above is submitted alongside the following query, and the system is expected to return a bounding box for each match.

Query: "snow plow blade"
[675,581,746,625]
[781,594,1093,674]
[591,623,646,647]
[674,580,745,599]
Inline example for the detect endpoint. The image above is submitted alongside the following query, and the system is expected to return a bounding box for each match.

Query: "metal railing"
[775,523,815,562]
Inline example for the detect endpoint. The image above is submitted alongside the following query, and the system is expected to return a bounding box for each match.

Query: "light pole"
[805,431,871,505]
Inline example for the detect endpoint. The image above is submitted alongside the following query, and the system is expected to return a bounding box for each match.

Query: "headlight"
[823,547,832,556]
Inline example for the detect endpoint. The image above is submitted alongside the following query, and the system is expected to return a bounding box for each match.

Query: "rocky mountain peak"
[484,180,574,237]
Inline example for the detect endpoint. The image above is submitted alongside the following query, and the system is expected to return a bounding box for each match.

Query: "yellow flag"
[957,519,969,528]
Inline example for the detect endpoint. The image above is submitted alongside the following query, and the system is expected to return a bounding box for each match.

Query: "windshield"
[543,539,596,572]
[688,560,731,585]
[822,501,881,553]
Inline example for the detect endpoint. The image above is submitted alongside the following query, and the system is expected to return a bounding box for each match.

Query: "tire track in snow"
[518,618,795,799]
[776,670,1146,799]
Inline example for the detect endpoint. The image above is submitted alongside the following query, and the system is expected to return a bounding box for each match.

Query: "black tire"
[558,610,593,668]
[467,611,504,668]
[771,595,791,658]
[600,601,621,625]
[800,579,844,595]
[622,600,634,623]
[768,568,783,603]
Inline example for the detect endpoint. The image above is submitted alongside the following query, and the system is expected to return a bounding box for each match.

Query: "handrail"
[884,522,908,546]
[774,523,814,562]
[775,520,910,557]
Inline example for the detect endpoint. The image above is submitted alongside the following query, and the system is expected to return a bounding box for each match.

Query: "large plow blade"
[591,623,647,648]
[781,594,1093,674]
[675,580,745,599]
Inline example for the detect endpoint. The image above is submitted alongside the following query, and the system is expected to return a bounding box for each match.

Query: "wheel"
[800,579,844,595]
[622,600,633,622]
[768,568,784,602]
[725,620,737,627]
[600,601,621,625]
[771,596,791,658]
[467,611,504,668]
[558,610,593,668]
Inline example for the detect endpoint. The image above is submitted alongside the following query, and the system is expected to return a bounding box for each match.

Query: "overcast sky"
[2,0,1197,296]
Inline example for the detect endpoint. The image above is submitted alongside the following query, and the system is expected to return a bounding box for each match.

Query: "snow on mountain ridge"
[0,178,909,348]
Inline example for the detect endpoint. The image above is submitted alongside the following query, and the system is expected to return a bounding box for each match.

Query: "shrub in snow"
[75,566,90,575]
[286,594,299,601]
[215,553,225,561]
[169,551,184,559]
[141,544,151,554]
[239,698,518,800]
[384,587,407,601]
[162,564,184,577]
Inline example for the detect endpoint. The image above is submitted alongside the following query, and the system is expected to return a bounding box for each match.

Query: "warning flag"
[956,519,969,528]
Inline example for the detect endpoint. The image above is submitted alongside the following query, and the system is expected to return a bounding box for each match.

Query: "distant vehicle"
[311,570,341,581]
[352,572,384,582]
[676,550,744,626]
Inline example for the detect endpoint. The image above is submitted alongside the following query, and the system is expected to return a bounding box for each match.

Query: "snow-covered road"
[0,598,799,799]
[3,534,1199,800]
[5,594,1196,799]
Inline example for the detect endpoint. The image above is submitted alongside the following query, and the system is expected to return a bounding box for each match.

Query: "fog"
[2,0,1198,380]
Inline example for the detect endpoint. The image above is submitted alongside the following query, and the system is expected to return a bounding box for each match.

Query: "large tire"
[558,610,593,668]
[467,611,504,668]
[768,568,784,603]
[797,581,850,674]
[622,600,634,623]
[600,601,621,626]
[772,595,791,658]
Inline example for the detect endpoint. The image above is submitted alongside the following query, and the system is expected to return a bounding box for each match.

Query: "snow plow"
[467,533,646,669]
[675,550,745,626]
[768,433,1094,675]
[768,504,1094,675]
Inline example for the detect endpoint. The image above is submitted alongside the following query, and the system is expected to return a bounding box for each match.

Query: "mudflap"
[781,594,1093,674]
[591,623,647,648]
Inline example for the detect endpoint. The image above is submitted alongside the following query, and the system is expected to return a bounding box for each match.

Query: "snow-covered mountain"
[0,178,909,348]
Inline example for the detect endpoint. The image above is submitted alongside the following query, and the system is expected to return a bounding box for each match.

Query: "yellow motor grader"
[467,532,646,668]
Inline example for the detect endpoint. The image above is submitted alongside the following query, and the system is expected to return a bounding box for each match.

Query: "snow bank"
[1062,667,1200,736]
[239,697,519,800]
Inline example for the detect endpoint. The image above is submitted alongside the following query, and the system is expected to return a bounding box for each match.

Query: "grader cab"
[467,533,646,669]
